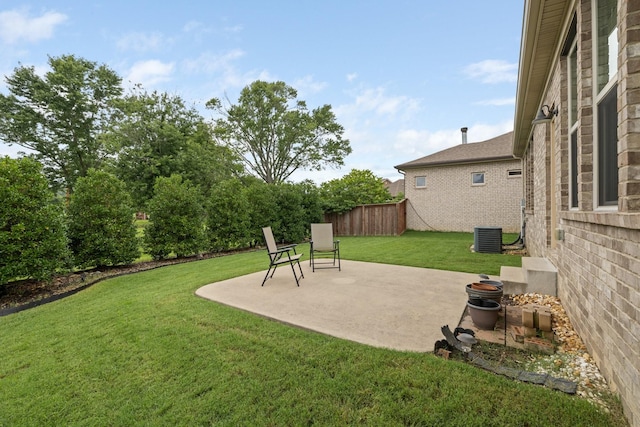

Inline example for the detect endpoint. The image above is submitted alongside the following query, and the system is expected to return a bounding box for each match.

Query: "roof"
[394,131,515,170]
[513,0,573,157]
[383,179,404,197]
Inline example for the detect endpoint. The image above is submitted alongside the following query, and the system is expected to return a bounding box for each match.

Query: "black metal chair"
[309,223,341,272]
[261,226,304,286]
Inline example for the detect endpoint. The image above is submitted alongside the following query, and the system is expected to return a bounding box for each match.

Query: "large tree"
[0,55,123,193]
[106,87,242,208]
[207,80,352,183]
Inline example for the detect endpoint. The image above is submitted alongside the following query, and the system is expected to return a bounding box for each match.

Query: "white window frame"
[568,35,579,209]
[592,0,619,209]
[415,176,426,188]
[471,172,485,186]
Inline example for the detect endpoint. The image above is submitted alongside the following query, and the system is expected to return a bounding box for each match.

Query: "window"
[594,0,618,206]
[596,0,618,92]
[415,176,426,188]
[598,85,618,205]
[568,29,579,208]
[472,172,485,185]
[507,169,522,178]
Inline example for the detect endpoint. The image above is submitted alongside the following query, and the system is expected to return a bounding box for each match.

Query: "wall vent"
[474,226,502,253]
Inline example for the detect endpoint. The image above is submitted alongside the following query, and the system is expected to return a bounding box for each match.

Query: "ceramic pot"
[465,283,503,303]
[467,298,501,330]
[479,279,503,288]
[471,282,498,291]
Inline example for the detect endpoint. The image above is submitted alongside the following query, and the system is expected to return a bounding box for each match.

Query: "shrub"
[206,179,251,251]
[244,179,280,244]
[0,157,70,286]
[144,175,206,260]
[296,180,323,237]
[67,169,139,268]
[273,183,306,243]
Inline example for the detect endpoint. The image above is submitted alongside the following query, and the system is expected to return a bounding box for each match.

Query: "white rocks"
[511,293,613,411]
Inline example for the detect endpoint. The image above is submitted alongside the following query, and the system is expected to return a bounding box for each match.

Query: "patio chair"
[261,226,304,286]
[310,223,341,272]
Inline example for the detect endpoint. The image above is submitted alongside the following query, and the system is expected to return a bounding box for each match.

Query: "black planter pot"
[465,283,503,303]
[467,298,501,330]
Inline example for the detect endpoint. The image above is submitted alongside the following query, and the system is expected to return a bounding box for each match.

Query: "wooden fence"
[323,199,406,236]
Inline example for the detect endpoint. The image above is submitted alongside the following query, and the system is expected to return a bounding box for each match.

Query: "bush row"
[0,158,322,287]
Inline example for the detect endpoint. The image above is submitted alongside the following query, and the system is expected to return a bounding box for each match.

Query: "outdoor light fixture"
[531,103,558,125]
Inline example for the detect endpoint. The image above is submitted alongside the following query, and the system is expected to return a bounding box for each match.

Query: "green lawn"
[0,231,623,426]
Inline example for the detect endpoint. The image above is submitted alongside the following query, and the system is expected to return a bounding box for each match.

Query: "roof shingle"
[395,131,514,170]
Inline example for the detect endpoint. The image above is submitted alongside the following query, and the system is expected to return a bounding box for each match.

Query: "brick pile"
[511,293,587,355]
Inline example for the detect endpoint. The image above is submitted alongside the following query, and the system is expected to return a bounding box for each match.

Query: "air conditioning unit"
[474,226,502,254]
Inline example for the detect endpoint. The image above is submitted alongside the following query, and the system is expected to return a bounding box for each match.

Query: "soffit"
[513,0,574,157]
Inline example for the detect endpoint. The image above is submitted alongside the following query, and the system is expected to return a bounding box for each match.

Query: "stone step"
[499,257,558,296]
[522,257,557,296]
[499,266,527,295]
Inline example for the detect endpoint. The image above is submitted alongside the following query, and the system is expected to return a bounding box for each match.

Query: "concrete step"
[499,266,527,295]
[522,257,557,296]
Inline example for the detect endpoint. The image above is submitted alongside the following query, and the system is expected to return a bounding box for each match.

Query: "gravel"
[511,293,614,412]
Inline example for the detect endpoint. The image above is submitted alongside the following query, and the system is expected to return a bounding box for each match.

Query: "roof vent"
[461,127,468,144]
[474,226,502,253]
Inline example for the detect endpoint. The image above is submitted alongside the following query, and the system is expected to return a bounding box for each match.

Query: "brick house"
[382,178,405,198]
[513,0,639,424]
[395,131,523,233]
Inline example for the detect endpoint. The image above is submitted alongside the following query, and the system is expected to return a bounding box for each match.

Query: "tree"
[319,169,392,214]
[106,87,242,208]
[0,55,123,193]
[176,122,244,199]
[67,169,139,268]
[207,80,352,184]
[144,175,206,260]
[0,157,70,286]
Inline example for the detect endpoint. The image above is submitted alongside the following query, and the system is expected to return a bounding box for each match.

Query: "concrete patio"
[196,260,478,352]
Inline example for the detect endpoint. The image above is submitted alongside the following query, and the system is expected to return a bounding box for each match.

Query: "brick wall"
[404,159,522,233]
[523,1,640,424]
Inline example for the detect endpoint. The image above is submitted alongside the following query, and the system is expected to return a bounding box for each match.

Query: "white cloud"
[184,20,241,35]
[183,20,207,33]
[392,120,514,160]
[116,32,169,52]
[0,143,34,158]
[181,50,275,100]
[464,60,518,84]
[292,75,328,97]
[337,86,421,120]
[125,60,175,87]
[0,8,67,44]
[464,120,513,142]
[183,49,245,74]
[346,73,358,82]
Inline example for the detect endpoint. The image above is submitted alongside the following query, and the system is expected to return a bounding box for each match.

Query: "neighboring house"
[382,178,404,198]
[513,1,639,425]
[395,131,522,233]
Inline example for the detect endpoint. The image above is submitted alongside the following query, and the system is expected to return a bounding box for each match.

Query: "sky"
[0,1,524,184]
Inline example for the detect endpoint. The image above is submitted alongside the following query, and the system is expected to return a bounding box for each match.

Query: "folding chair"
[309,223,341,272]
[261,226,304,286]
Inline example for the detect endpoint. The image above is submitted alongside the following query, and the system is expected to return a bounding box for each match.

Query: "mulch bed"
[0,250,253,315]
